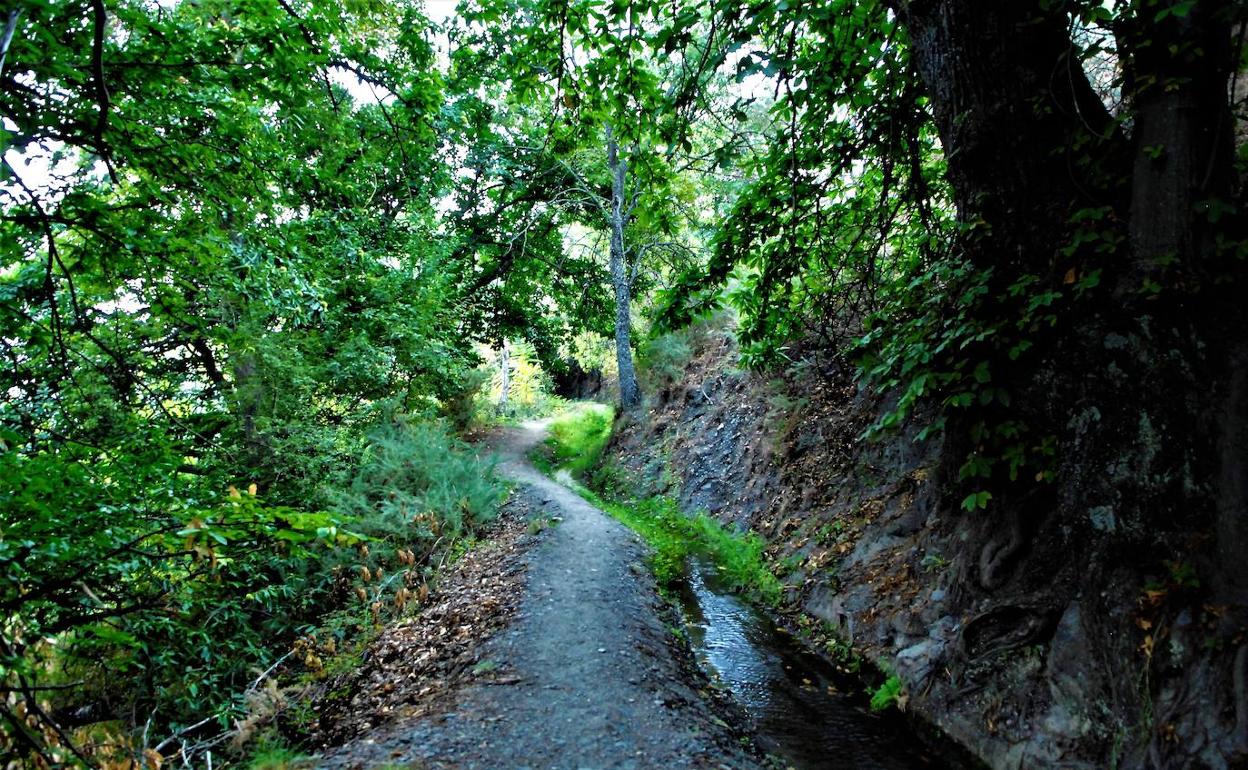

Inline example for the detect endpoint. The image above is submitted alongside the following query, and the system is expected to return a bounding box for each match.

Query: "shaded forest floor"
[306,422,760,769]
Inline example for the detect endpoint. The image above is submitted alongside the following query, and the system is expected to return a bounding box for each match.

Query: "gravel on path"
[314,421,763,770]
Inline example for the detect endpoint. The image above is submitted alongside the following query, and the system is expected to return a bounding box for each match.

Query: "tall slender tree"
[605,126,643,407]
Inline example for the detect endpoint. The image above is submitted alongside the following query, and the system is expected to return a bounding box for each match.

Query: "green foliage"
[446,0,739,395]
[1,418,502,761]
[480,341,566,424]
[655,0,953,362]
[334,420,505,538]
[633,2,1041,508]
[599,496,693,586]
[1,443,354,717]
[689,513,783,605]
[245,736,313,770]
[648,0,1247,520]
[566,332,619,380]
[0,0,537,759]
[855,253,1071,499]
[869,674,904,712]
[442,367,494,433]
[3,0,1239,762]
[596,495,782,606]
[535,403,616,479]
[638,332,694,391]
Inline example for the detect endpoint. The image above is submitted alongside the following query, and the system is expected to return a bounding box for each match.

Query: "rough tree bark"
[894,0,1247,763]
[1115,2,1246,601]
[899,0,1244,593]
[898,1,1121,279]
[606,125,642,410]
[1124,2,1236,281]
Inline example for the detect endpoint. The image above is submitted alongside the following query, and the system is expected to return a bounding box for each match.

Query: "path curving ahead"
[317,421,762,770]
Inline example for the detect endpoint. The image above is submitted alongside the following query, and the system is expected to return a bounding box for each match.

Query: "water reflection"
[678,561,939,770]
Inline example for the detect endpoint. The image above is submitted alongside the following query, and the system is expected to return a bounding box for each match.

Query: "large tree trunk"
[606,126,641,410]
[896,0,1129,542]
[1124,2,1236,284]
[899,1,1121,280]
[895,1,1246,763]
[1115,2,1246,602]
[902,0,1245,595]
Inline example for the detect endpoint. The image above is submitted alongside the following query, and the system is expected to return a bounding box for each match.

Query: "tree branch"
[0,8,20,81]
[90,0,119,184]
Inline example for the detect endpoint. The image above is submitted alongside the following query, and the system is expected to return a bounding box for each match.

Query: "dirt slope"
[606,324,1246,769]
[314,422,760,769]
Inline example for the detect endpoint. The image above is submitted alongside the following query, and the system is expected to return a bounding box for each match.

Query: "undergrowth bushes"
[637,314,731,394]
[441,367,493,432]
[335,420,504,537]
[531,402,614,477]
[0,419,504,766]
[637,333,692,392]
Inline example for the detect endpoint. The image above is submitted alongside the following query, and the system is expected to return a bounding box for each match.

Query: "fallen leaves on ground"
[298,492,540,748]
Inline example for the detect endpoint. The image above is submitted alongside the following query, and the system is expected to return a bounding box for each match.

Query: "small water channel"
[676,560,943,770]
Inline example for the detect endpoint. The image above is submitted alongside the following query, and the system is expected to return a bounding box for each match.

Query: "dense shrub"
[334,420,505,540]
[441,368,493,433]
[637,332,693,392]
[0,421,503,766]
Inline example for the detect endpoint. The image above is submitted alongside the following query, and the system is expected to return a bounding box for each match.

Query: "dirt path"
[316,421,762,769]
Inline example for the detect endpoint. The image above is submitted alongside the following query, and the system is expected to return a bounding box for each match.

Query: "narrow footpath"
[316,421,762,769]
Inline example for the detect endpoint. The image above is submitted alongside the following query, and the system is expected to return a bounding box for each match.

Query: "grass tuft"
[869,673,903,712]
[246,738,312,770]
[536,401,781,606]
[599,495,782,605]
[532,402,615,477]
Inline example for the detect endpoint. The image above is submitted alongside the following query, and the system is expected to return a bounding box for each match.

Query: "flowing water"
[677,560,942,769]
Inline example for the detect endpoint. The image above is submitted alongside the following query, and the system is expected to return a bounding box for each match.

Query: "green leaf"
[961,491,992,512]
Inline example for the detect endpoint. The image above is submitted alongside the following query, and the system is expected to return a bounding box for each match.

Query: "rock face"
[606,324,1248,769]
[551,359,606,401]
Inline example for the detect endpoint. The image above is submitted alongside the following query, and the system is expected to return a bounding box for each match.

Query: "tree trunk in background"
[1124,2,1236,284]
[232,350,265,464]
[1115,1,1247,601]
[606,126,641,410]
[0,10,20,81]
[223,226,270,484]
[498,340,510,411]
